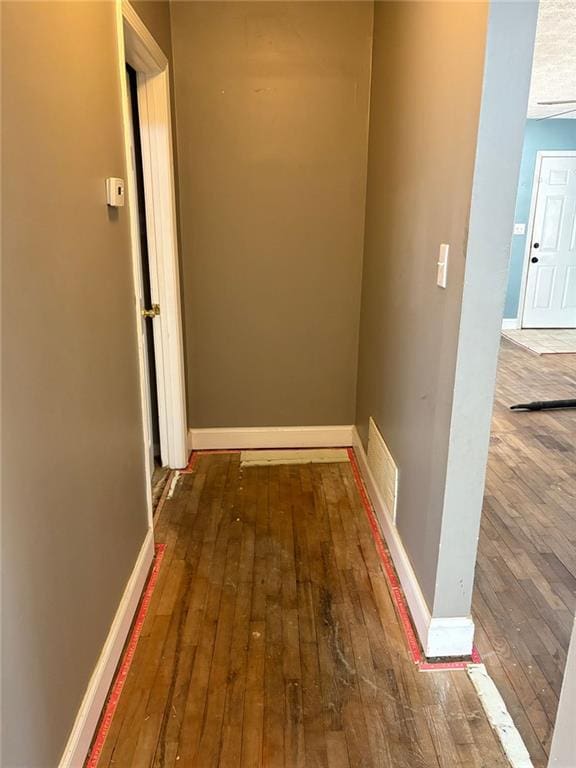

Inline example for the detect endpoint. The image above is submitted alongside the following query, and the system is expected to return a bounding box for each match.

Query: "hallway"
[93,454,507,768]
[473,339,576,767]
[7,2,568,765]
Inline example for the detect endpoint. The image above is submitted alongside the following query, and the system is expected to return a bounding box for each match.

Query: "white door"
[125,70,156,472]
[523,155,576,328]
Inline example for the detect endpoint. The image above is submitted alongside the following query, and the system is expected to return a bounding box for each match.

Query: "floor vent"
[367,417,398,523]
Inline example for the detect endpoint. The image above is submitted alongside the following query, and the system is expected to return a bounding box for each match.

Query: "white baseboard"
[502,318,520,330]
[59,528,155,768]
[188,425,354,451]
[427,616,475,658]
[352,427,474,658]
[468,665,533,767]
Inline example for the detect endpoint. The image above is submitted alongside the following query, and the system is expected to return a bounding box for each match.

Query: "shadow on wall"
[504,118,576,320]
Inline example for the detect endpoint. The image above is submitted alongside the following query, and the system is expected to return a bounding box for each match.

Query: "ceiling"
[528,0,576,119]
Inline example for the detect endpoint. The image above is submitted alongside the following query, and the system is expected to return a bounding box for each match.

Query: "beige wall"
[355,2,488,610]
[2,3,149,765]
[170,1,373,428]
[132,0,173,59]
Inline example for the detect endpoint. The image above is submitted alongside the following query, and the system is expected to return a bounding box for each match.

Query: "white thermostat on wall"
[106,177,125,207]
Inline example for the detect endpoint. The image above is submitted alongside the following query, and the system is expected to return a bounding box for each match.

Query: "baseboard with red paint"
[347,446,480,671]
[84,542,166,768]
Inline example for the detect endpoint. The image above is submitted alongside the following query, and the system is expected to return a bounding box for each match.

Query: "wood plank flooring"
[97,456,507,767]
[151,462,171,512]
[473,338,576,768]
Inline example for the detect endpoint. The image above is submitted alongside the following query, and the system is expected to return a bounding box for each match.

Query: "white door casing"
[116,0,188,487]
[523,153,576,328]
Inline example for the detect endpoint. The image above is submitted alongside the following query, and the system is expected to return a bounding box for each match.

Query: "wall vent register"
[367,417,399,523]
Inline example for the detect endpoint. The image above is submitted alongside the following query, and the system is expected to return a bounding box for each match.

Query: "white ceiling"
[528,0,576,119]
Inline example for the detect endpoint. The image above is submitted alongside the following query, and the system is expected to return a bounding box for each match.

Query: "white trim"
[122,1,166,73]
[518,150,576,329]
[468,664,534,768]
[189,425,354,451]
[352,427,475,658]
[166,470,181,500]
[58,529,155,768]
[502,318,520,330]
[427,617,475,658]
[352,428,431,649]
[136,69,188,469]
[118,0,188,471]
[115,1,154,524]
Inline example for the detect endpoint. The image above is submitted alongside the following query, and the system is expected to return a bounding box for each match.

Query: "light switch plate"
[513,223,526,235]
[437,243,449,288]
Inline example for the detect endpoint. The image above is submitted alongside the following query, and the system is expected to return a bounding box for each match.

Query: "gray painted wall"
[2,3,149,765]
[433,0,538,618]
[355,1,489,611]
[0,4,545,764]
[356,0,538,617]
[170,1,373,429]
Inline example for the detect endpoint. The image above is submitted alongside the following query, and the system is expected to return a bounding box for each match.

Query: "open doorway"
[501,1,576,347]
[473,4,576,765]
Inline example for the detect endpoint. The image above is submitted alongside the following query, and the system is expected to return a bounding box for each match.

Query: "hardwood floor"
[96,455,507,767]
[473,338,576,768]
[151,462,171,512]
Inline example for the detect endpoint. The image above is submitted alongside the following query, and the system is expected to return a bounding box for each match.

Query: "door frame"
[518,149,576,328]
[115,0,188,501]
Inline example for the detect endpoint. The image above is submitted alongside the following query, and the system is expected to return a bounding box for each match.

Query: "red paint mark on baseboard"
[346,447,481,671]
[85,542,166,768]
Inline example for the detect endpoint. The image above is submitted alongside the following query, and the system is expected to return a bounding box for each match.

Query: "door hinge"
[141,303,160,319]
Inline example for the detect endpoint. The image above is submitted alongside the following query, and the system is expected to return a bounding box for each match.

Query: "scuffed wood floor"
[96,454,507,767]
[473,339,576,768]
[151,462,171,512]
